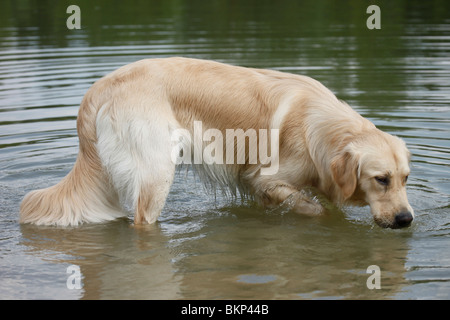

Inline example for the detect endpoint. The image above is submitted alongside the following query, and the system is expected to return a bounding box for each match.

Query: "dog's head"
[331,131,414,229]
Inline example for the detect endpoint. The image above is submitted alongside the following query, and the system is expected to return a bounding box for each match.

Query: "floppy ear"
[330,151,358,201]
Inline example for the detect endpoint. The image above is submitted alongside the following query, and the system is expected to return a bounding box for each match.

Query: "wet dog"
[20,57,413,228]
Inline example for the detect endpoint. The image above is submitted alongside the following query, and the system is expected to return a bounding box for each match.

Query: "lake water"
[0,0,449,300]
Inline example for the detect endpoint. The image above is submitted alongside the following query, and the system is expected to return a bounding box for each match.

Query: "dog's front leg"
[262,183,324,215]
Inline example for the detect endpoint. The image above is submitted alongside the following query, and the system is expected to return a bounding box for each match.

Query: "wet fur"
[20,57,413,227]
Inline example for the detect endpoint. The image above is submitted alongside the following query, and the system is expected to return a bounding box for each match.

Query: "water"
[1,0,449,300]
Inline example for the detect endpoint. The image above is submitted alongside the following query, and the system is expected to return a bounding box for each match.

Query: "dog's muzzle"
[393,211,414,229]
[374,210,414,229]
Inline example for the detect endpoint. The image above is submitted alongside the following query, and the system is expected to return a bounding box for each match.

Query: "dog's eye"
[375,176,390,186]
[404,175,409,183]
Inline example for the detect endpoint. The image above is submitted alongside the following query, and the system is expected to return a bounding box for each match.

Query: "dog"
[20,57,414,228]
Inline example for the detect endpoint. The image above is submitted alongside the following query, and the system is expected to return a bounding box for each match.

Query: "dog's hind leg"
[134,164,175,225]
[129,134,176,224]
[96,103,177,225]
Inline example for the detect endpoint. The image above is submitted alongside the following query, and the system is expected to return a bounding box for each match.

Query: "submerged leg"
[96,102,178,225]
[262,182,324,215]
[134,165,175,224]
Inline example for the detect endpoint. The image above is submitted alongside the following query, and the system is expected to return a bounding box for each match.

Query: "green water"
[0,0,449,299]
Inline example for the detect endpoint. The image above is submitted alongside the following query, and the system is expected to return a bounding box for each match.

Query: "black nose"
[394,211,413,228]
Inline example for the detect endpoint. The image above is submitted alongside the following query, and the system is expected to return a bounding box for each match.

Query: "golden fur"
[20,57,414,228]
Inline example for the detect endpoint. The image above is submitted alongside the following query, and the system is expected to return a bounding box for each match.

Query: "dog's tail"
[19,85,125,226]
[19,153,124,226]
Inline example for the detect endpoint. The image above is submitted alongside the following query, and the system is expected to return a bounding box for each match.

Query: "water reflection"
[20,219,182,299]
[20,199,414,299]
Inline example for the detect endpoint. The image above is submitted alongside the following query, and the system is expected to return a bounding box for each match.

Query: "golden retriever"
[20,57,414,228]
